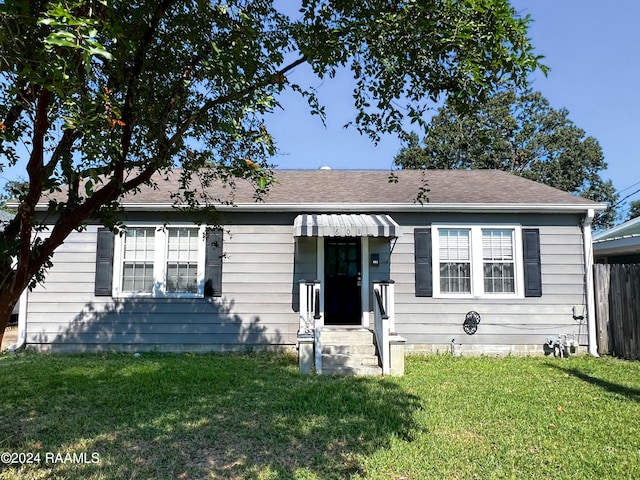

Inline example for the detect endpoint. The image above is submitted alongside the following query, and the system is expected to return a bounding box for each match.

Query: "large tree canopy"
[394,89,618,229]
[0,0,544,335]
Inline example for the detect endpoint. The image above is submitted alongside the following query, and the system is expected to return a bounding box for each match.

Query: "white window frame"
[432,224,524,299]
[112,224,207,298]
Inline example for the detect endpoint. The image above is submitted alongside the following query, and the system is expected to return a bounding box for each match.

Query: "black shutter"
[95,228,114,296]
[523,228,542,297]
[204,229,223,297]
[414,227,433,297]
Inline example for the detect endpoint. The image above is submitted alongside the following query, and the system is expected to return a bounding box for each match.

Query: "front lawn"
[0,352,638,479]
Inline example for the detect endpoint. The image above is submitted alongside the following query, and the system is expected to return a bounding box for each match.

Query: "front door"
[324,238,362,325]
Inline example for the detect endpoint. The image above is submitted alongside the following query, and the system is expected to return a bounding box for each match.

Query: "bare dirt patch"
[2,326,18,350]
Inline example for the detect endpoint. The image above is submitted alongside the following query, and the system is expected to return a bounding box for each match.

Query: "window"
[431,225,524,298]
[482,229,515,293]
[122,227,155,294]
[112,225,208,298]
[166,228,199,293]
[438,228,471,294]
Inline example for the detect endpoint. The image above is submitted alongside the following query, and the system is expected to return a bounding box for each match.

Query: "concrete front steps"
[320,328,382,376]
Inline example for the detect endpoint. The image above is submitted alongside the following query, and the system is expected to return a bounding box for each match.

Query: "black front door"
[324,238,361,325]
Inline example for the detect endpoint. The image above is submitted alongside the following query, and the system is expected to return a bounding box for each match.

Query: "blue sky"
[266,0,640,221]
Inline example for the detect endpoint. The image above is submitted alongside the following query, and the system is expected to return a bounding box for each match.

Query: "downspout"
[8,288,27,352]
[582,208,599,357]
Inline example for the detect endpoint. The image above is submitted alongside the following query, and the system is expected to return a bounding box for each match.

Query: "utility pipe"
[582,208,599,357]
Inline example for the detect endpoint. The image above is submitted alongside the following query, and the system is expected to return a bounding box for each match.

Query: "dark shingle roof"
[122,169,598,207]
[36,169,602,213]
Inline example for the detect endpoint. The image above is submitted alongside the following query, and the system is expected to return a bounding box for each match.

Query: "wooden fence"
[594,264,640,359]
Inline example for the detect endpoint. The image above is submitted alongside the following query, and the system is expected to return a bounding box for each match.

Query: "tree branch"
[44,128,83,177]
[167,55,307,149]
[0,83,38,149]
[159,45,213,138]
[15,87,51,290]
[31,161,160,278]
[117,0,177,181]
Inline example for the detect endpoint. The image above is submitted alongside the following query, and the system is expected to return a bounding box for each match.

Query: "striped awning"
[294,214,402,238]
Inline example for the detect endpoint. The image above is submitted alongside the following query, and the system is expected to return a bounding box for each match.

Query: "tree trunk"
[0,275,21,349]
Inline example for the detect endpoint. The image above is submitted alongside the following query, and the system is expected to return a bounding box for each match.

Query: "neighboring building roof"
[0,210,12,222]
[593,215,640,258]
[0,209,12,231]
[37,169,606,213]
[593,215,640,242]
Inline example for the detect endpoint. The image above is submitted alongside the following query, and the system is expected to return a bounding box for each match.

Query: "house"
[593,215,640,264]
[10,169,606,373]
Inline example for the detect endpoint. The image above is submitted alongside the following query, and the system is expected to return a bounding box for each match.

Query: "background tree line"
[394,88,622,230]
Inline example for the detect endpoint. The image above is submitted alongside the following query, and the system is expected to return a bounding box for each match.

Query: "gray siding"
[25,210,591,354]
[391,214,588,350]
[26,220,300,352]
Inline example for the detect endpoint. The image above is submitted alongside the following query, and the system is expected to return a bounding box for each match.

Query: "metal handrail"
[373,283,391,375]
[374,288,388,320]
[313,287,321,320]
[297,279,323,374]
[299,280,321,333]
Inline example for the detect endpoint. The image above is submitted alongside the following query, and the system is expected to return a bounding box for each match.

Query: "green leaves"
[42,29,76,47]
[2,0,545,210]
[0,0,549,326]
[293,0,545,144]
[394,88,619,228]
[39,2,113,60]
[628,200,640,221]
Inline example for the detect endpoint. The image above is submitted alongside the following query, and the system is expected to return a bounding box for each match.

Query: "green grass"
[1,352,639,479]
